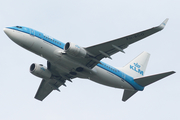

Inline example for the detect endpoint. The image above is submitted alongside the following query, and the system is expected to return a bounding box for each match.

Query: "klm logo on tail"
[130,63,144,75]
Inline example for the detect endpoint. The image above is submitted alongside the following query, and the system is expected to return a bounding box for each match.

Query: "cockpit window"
[16,26,22,28]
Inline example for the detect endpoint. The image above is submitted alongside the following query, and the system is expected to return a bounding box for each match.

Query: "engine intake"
[30,63,52,79]
[64,42,87,58]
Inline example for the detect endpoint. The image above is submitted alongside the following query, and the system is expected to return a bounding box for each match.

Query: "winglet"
[159,18,169,30]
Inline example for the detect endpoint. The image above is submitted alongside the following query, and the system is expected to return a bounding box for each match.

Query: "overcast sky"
[1,0,180,120]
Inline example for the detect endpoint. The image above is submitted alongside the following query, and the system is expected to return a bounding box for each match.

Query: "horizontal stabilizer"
[122,90,138,102]
[134,71,175,87]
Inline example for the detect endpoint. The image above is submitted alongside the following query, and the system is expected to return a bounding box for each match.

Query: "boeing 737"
[4,18,175,101]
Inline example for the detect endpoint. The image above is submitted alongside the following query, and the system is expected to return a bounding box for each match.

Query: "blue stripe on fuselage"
[8,26,144,91]
[7,26,65,49]
[97,62,144,91]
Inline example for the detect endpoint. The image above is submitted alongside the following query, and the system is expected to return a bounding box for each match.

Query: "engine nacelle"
[30,63,52,79]
[64,42,87,58]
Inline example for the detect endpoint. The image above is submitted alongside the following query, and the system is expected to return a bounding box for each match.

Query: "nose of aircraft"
[3,27,18,43]
[4,27,35,49]
[3,27,14,40]
[3,27,9,35]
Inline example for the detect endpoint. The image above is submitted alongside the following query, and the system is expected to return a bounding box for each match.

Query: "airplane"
[4,18,175,102]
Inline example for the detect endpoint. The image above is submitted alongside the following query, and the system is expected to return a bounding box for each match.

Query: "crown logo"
[134,63,141,68]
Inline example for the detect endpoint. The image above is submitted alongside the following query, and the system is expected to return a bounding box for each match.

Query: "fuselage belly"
[4,27,137,91]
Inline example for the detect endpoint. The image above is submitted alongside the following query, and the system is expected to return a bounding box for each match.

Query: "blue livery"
[8,26,144,91]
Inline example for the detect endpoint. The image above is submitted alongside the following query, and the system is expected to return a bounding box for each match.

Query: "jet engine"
[64,42,87,58]
[30,63,52,79]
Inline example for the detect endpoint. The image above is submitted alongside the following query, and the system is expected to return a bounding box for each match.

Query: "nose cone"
[3,27,14,40]
[3,27,18,43]
[3,27,9,35]
[4,27,34,50]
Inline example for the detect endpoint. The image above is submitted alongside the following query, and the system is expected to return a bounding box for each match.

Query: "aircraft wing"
[85,19,168,68]
[34,78,66,101]
[34,61,74,101]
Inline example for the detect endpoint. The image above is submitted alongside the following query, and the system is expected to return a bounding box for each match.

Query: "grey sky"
[0,0,179,120]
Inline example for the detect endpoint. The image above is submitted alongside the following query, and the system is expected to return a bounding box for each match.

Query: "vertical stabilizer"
[120,52,150,78]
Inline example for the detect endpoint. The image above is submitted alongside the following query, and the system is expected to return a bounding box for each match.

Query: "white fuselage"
[4,28,135,90]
